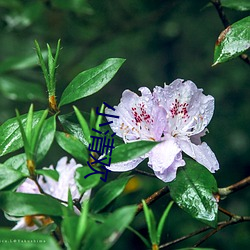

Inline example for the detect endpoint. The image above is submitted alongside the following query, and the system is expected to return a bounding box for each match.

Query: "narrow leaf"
[59,58,125,106]
[157,201,174,244]
[0,111,44,157]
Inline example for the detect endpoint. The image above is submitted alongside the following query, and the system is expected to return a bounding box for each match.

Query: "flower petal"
[148,138,185,182]
[154,79,214,136]
[107,156,146,172]
[105,88,167,141]
[179,139,219,173]
[16,178,40,194]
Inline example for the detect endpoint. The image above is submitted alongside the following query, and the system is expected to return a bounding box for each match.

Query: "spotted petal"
[153,79,214,136]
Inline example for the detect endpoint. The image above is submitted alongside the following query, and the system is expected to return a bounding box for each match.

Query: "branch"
[211,0,250,66]
[193,216,250,247]
[134,169,157,178]
[136,186,169,215]
[159,216,250,249]
[218,176,250,198]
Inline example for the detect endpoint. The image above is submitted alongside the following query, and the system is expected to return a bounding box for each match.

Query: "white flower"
[12,157,90,231]
[106,79,219,182]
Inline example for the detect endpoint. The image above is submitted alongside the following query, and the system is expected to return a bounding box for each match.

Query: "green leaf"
[4,153,28,175]
[142,200,157,245]
[83,205,136,250]
[176,248,216,250]
[73,106,91,144]
[0,228,60,250]
[0,191,66,216]
[36,169,59,181]
[0,111,44,157]
[0,76,46,102]
[168,159,218,227]
[55,131,89,163]
[58,113,89,147]
[59,58,125,107]
[75,166,100,194]
[111,140,159,163]
[0,164,27,190]
[91,176,132,213]
[157,201,174,244]
[213,16,250,65]
[36,116,56,162]
[221,0,250,11]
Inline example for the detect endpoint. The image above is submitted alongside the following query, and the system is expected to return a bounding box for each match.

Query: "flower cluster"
[105,79,219,182]
[11,157,90,231]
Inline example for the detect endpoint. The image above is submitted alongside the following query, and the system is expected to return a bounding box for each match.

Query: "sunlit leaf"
[0,111,44,157]
[213,16,250,65]
[59,58,125,106]
[168,159,218,227]
[91,176,132,213]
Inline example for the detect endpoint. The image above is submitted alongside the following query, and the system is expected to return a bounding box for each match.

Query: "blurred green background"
[0,0,249,249]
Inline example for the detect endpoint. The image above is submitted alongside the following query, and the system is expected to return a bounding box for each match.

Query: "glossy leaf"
[91,176,132,213]
[213,16,250,65]
[59,113,89,147]
[168,159,218,227]
[55,131,89,163]
[0,111,44,157]
[75,166,100,194]
[36,169,59,181]
[4,153,28,175]
[0,164,27,190]
[0,76,45,102]
[221,0,250,11]
[111,140,159,163]
[0,228,60,250]
[59,58,125,106]
[83,205,137,250]
[36,116,56,162]
[0,192,65,216]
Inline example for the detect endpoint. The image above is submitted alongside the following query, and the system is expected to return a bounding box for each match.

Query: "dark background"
[0,0,249,249]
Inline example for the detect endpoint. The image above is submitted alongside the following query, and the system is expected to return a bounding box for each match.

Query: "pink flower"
[12,157,90,231]
[106,79,219,182]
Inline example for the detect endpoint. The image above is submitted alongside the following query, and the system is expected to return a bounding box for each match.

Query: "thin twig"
[159,216,250,249]
[134,169,157,178]
[218,206,235,218]
[136,186,169,215]
[211,0,250,66]
[193,216,250,247]
[218,176,250,198]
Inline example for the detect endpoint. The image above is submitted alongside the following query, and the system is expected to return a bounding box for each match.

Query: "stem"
[136,186,169,215]
[210,0,250,66]
[134,169,157,178]
[218,176,250,198]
